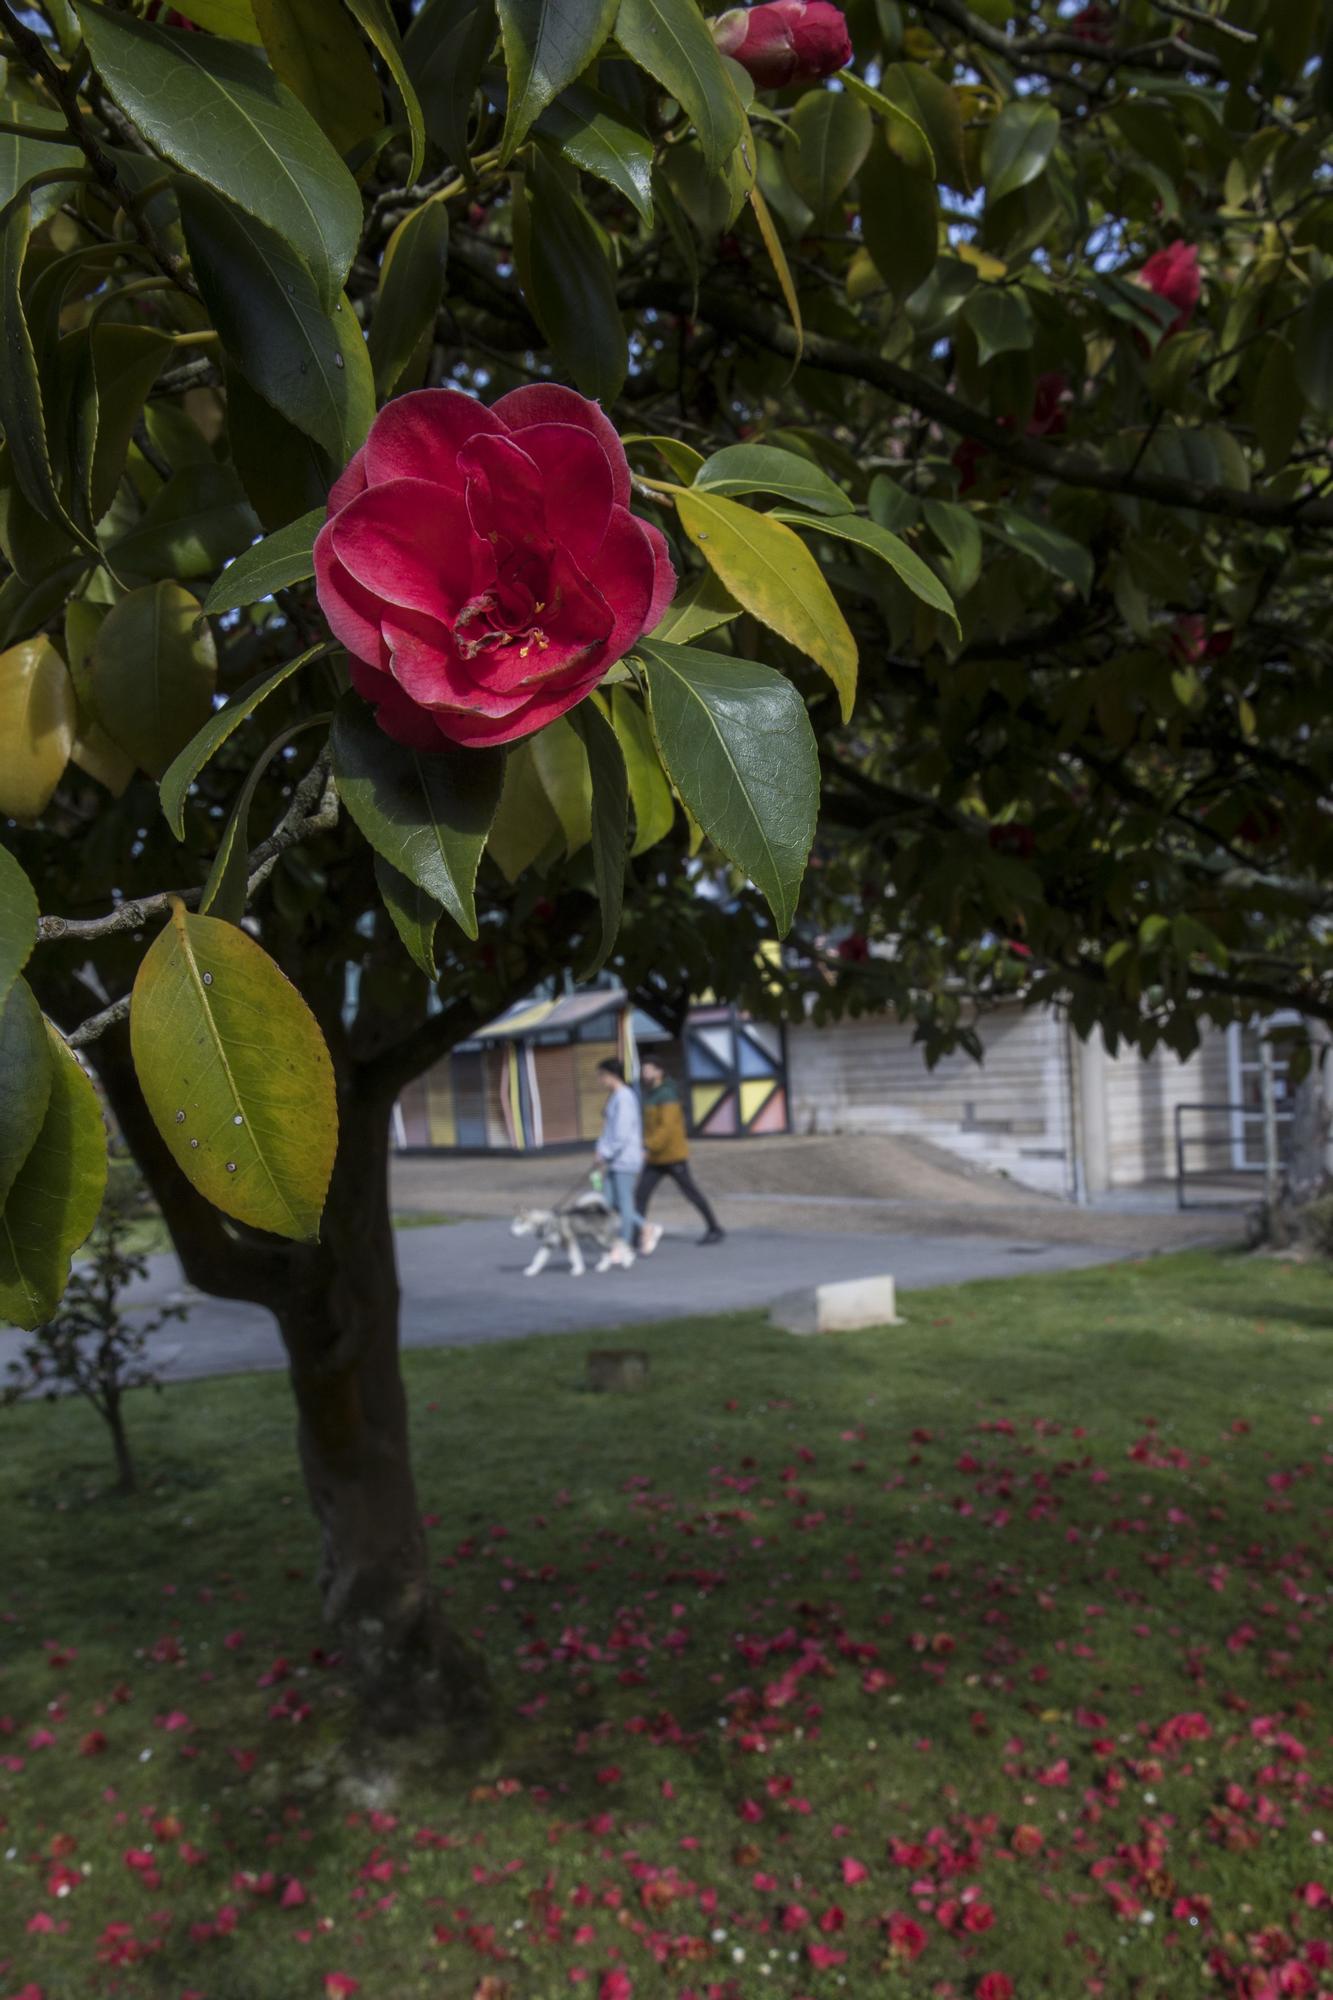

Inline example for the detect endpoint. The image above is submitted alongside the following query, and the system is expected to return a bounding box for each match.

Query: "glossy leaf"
[368,200,449,400]
[570,699,627,972]
[624,433,706,482]
[62,597,134,798]
[1293,280,1333,420]
[342,0,427,182]
[180,183,374,467]
[747,182,803,368]
[636,636,817,934]
[610,682,674,855]
[109,463,262,581]
[82,325,176,527]
[960,285,1034,365]
[983,98,1060,207]
[784,88,871,223]
[0,976,52,1209]
[841,69,932,177]
[498,0,619,161]
[859,138,938,298]
[0,636,76,817]
[984,511,1094,597]
[0,186,89,545]
[404,0,497,169]
[0,843,38,1013]
[921,498,982,597]
[673,487,858,720]
[526,150,627,403]
[650,566,741,645]
[375,852,441,979]
[202,511,325,616]
[0,1021,106,1333]
[252,0,384,160]
[330,691,504,939]
[76,1,363,309]
[130,904,336,1242]
[695,442,848,514]
[199,715,326,924]
[773,508,960,631]
[486,739,561,881]
[160,643,325,835]
[0,92,83,217]
[168,0,263,37]
[881,62,969,190]
[531,714,592,852]
[537,81,654,222]
[615,0,745,174]
[226,369,333,534]
[92,582,218,780]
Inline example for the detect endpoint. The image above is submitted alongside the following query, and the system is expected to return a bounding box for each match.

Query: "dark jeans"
[635,1160,719,1233]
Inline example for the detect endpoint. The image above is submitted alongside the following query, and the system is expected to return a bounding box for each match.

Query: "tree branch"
[624,281,1333,531]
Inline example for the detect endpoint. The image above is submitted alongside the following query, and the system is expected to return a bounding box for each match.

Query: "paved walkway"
[0,1217,1204,1386]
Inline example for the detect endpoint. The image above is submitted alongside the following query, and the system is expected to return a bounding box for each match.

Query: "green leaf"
[984,511,1093,597]
[859,138,938,299]
[841,69,932,177]
[108,462,262,582]
[695,442,848,514]
[784,88,871,224]
[610,682,674,855]
[960,285,1033,366]
[526,150,627,403]
[368,199,450,400]
[199,715,326,924]
[342,0,427,182]
[615,0,745,174]
[404,0,497,170]
[983,98,1059,207]
[0,185,90,546]
[159,643,325,835]
[921,498,981,598]
[375,852,441,978]
[82,325,176,527]
[0,843,38,1013]
[569,700,627,972]
[531,713,592,851]
[76,1,363,310]
[0,91,83,218]
[772,509,960,631]
[660,129,752,239]
[624,432,705,483]
[330,691,504,939]
[649,565,741,645]
[1254,336,1304,470]
[485,738,561,880]
[0,976,52,1209]
[880,62,969,189]
[202,509,325,616]
[129,903,336,1243]
[537,80,654,222]
[673,487,858,720]
[0,1021,106,1332]
[251,0,384,159]
[0,635,76,817]
[1293,279,1333,421]
[636,636,817,934]
[180,182,373,467]
[92,581,218,780]
[499,0,619,161]
[226,368,334,533]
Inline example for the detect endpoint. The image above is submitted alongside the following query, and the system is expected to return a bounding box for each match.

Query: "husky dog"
[511,1192,622,1277]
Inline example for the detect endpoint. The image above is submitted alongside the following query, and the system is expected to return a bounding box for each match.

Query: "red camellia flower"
[1138,240,1201,335]
[711,1,852,89]
[976,1976,1015,2000]
[314,387,675,750]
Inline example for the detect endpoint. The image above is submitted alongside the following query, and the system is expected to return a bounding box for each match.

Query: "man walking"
[635,1056,724,1247]
[594,1058,660,1267]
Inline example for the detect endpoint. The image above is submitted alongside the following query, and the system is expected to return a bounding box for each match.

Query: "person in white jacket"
[594,1059,660,1268]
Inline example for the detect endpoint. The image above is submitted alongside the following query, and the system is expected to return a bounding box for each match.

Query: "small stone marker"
[768,1275,903,1336]
[586,1348,651,1392]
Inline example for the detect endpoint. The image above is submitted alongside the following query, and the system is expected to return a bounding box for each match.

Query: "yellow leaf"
[0,637,76,818]
[169,0,263,39]
[747,183,803,373]
[956,242,1008,281]
[673,489,858,719]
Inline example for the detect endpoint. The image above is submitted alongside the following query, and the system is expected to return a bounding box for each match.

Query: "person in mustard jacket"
[635,1056,724,1247]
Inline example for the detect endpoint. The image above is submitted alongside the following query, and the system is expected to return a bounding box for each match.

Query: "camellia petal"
[328,446,368,512]
[505,422,617,564]
[638,516,678,632]
[457,432,548,548]
[348,655,452,750]
[313,522,387,667]
[362,387,505,489]
[586,507,660,662]
[330,477,487,623]
[491,383,632,507]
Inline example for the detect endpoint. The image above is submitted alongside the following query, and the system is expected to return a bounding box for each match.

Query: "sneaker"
[640,1222,663,1256]
[612,1241,636,1269]
[699,1227,725,1246]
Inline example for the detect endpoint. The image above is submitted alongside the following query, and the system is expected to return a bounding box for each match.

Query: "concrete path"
[0,1219,1155,1385]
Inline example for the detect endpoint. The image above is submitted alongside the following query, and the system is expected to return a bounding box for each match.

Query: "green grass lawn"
[1,1251,1329,2000]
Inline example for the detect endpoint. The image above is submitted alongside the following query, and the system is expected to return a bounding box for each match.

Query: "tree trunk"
[276,1081,495,1740]
[1285,1023,1332,1208]
[85,1026,494,1741]
[104,1395,137,1496]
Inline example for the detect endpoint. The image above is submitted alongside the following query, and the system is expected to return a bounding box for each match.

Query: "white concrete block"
[769,1275,903,1335]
